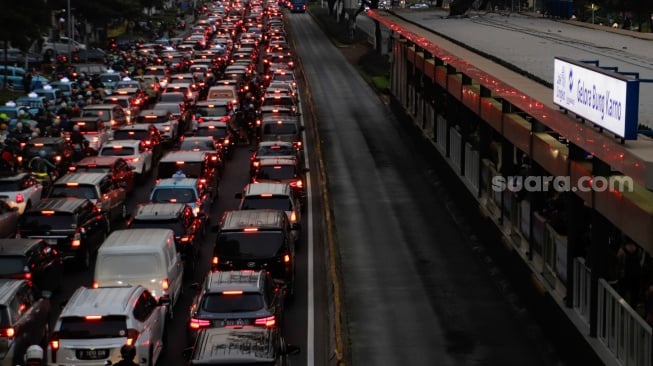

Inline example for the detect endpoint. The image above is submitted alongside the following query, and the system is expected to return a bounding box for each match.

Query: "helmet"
[25,345,43,361]
[15,122,23,130]
[0,124,6,131]
[38,149,47,158]
[120,345,136,360]
[0,113,7,121]
[83,140,90,147]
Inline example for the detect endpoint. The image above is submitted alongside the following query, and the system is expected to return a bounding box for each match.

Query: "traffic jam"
[0,1,307,365]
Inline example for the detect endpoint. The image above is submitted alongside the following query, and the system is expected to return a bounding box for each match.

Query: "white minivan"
[93,228,183,316]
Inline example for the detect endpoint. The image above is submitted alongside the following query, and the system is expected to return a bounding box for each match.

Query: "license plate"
[76,349,109,360]
[221,319,249,327]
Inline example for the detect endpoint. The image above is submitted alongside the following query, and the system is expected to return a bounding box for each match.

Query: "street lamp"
[591,3,595,24]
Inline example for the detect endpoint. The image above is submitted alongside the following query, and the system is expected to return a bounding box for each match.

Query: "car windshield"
[23,144,57,158]
[262,122,297,135]
[216,232,283,258]
[153,103,181,114]
[113,130,148,140]
[257,145,295,157]
[130,219,184,236]
[151,188,196,203]
[201,293,264,313]
[0,256,27,276]
[100,146,136,156]
[82,109,111,122]
[262,98,294,108]
[20,212,75,230]
[196,105,230,117]
[160,93,184,103]
[100,74,121,83]
[49,185,98,200]
[59,315,127,339]
[255,165,295,180]
[241,196,292,211]
[197,125,228,138]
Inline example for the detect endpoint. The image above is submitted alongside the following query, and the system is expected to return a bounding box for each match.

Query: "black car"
[187,270,284,344]
[195,121,235,160]
[127,202,203,278]
[17,198,108,270]
[0,279,51,366]
[212,209,296,298]
[185,327,299,365]
[0,238,64,292]
[20,137,74,174]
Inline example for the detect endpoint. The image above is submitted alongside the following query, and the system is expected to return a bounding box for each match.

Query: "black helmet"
[120,345,136,360]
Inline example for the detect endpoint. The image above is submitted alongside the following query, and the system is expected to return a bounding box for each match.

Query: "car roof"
[118,124,154,131]
[0,238,43,256]
[54,172,108,185]
[160,150,207,162]
[133,202,187,219]
[60,286,145,317]
[243,182,292,196]
[191,327,276,364]
[98,228,175,254]
[74,156,123,167]
[26,136,65,144]
[204,270,264,293]
[83,104,118,110]
[0,279,26,306]
[155,177,199,188]
[220,209,286,231]
[257,158,297,166]
[258,141,294,147]
[0,172,29,181]
[31,197,89,213]
[139,109,170,116]
[102,140,141,148]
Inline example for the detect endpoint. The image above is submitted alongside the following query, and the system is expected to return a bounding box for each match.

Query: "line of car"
[0,0,308,365]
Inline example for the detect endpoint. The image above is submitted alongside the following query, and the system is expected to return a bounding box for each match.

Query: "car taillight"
[72,229,83,247]
[49,332,60,362]
[162,278,169,291]
[16,156,22,163]
[290,180,302,188]
[283,254,290,263]
[254,315,276,327]
[1,327,14,338]
[212,256,218,265]
[12,272,31,280]
[15,193,24,203]
[126,329,139,346]
[290,211,297,223]
[55,155,62,162]
[189,318,211,329]
[92,281,99,288]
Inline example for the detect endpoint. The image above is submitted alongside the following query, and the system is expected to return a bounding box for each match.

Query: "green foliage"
[0,0,50,51]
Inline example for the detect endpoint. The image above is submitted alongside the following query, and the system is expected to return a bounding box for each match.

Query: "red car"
[69,156,136,194]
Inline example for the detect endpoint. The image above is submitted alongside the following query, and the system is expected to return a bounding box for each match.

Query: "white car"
[47,286,168,366]
[0,173,43,214]
[98,140,153,177]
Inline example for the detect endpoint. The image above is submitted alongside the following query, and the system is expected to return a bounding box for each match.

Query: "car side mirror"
[234,192,242,199]
[283,344,301,355]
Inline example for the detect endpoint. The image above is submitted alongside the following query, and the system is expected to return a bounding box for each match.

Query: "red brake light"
[190,318,211,329]
[15,193,24,204]
[50,332,60,362]
[254,315,276,327]
[126,329,139,346]
[222,290,243,295]
[283,254,290,263]
[92,281,99,288]
[2,327,15,338]
[162,278,169,290]
[212,256,219,265]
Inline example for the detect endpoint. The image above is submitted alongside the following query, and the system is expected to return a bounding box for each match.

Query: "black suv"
[17,198,108,270]
[127,202,203,278]
[0,279,51,366]
[212,209,296,298]
[187,270,284,344]
[0,238,64,292]
[20,137,74,174]
[186,327,299,365]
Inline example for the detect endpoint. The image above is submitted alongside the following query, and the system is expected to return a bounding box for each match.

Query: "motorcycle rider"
[22,344,44,366]
[81,139,98,157]
[107,345,139,366]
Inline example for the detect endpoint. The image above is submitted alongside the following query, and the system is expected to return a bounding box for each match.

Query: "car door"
[133,291,165,365]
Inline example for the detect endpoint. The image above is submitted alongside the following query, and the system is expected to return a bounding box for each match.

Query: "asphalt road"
[288,11,567,366]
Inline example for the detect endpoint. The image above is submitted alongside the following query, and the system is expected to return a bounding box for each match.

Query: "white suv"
[99,140,154,178]
[48,286,168,366]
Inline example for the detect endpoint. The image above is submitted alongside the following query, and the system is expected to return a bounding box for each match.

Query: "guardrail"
[573,257,591,326]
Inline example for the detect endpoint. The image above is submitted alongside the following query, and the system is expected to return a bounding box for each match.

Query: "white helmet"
[25,344,44,361]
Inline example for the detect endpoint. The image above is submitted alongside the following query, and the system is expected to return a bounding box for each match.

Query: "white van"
[206,85,239,110]
[94,228,183,315]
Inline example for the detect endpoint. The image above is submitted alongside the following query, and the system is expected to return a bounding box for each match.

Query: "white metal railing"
[436,115,447,153]
[598,279,652,366]
[464,142,480,195]
[573,257,592,326]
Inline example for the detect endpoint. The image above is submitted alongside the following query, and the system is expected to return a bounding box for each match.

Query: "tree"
[0,0,49,89]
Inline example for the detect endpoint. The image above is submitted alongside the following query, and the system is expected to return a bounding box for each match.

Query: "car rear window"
[74,166,111,173]
[241,196,292,211]
[197,125,228,138]
[262,122,297,135]
[255,165,295,180]
[23,144,58,158]
[151,188,196,203]
[0,256,27,276]
[0,180,21,192]
[135,115,166,124]
[216,232,283,258]
[257,145,295,157]
[49,185,98,200]
[130,219,184,236]
[81,109,111,122]
[21,212,75,230]
[195,105,230,117]
[100,146,136,156]
[58,315,127,339]
[96,254,160,278]
[262,97,294,108]
[201,293,263,313]
[158,162,203,179]
[113,130,148,140]
[179,140,214,151]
